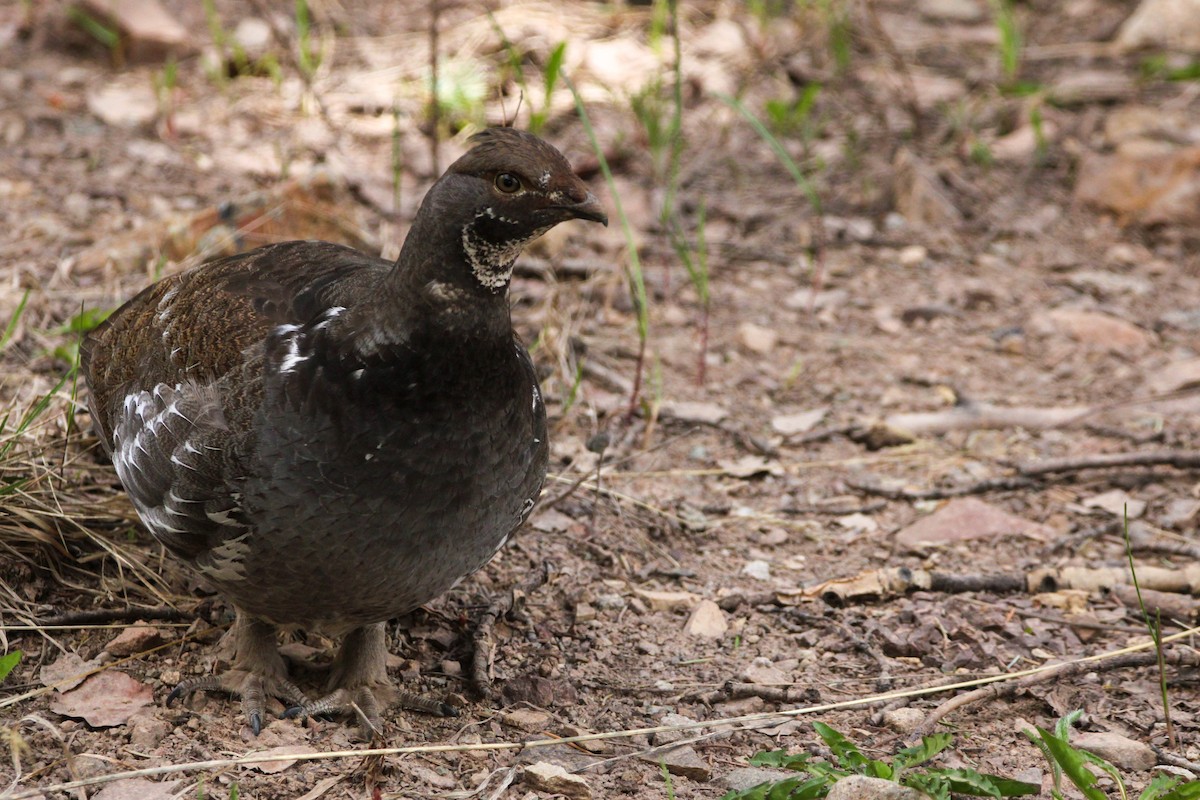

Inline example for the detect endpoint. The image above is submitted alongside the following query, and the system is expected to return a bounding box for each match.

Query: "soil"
[3,0,1200,798]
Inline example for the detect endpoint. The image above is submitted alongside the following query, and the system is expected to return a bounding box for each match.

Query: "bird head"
[414,128,608,293]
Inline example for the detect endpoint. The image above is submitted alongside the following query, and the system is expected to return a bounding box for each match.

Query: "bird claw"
[165,671,310,736]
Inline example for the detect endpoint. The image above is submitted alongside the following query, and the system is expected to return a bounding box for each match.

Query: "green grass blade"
[717,92,822,213]
[564,75,647,341]
[0,650,21,682]
[1,289,29,351]
[1033,726,1107,800]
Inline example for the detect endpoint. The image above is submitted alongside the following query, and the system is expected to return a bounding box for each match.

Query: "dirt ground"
[3,0,1200,798]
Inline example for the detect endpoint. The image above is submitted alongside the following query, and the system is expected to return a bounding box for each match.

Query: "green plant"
[718,93,822,214]
[722,723,1038,799]
[489,17,566,136]
[531,42,567,135]
[567,74,648,416]
[659,759,677,799]
[992,0,1022,84]
[294,0,320,80]
[668,201,709,385]
[1,290,29,353]
[1141,55,1200,82]
[67,5,121,62]
[50,306,111,367]
[0,651,21,682]
[1025,711,1199,800]
[820,0,853,73]
[766,83,822,143]
[153,58,178,136]
[1124,508,1175,748]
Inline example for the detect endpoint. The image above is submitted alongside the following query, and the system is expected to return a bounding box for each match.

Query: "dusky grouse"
[81,128,607,734]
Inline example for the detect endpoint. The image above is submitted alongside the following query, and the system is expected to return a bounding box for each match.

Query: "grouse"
[81,128,607,735]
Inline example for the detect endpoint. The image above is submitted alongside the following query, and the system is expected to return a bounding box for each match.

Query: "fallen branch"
[848,476,1036,501]
[1020,449,1200,477]
[913,649,1200,738]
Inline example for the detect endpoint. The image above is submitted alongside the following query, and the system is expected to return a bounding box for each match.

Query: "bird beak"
[566,192,609,227]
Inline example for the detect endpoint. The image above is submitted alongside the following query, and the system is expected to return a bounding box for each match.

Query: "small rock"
[128,712,171,750]
[80,0,193,63]
[1081,489,1146,519]
[895,497,1053,552]
[771,407,827,436]
[880,707,926,734]
[828,775,931,799]
[756,528,789,546]
[836,512,879,533]
[643,745,711,782]
[1115,0,1200,52]
[897,244,928,266]
[992,121,1057,162]
[633,588,699,612]
[719,766,801,793]
[232,17,273,59]
[1146,357,1200,395]
[785,287,848,310]
[501,708,552,731]
[1160,498,1200,529]
[1049,70,1135,105]
[737,322,778,355]
[524,761,591,799]
[1066,270,1152,298]
[1037,308,1153,355]
[652,712,696,745]
[87,80,158,129]
[659,400,728,425]
[92,778,182,800]
[917,0,985,20]
[531,508,577,533]
[1073,731,1156,771]
[683,600,728,639]
[502,675,579,707]
[593,593,626,610]
[105,622,164,657]
[574,602,597,624]
[742,657,788,685]
[742,560,771,581]
[1075,146,1200,227]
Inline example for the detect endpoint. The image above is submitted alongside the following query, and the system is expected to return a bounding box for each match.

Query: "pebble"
[742,560,771,581]
[1073,731,1156,771]
[897,244,928,266]
[742,657,789,685]
[828,775,929,799]
[683,600,728,639]
[737,322,778,354]
[881,707,926,734]
[642,745,711,782]
[523,761,591,799]
[633,588,699,612]
[105,622,164,657]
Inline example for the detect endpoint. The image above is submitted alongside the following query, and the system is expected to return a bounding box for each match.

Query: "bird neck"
[351,212,516,358]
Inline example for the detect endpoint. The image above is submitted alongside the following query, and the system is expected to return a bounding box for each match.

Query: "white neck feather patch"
[461,207,549,291]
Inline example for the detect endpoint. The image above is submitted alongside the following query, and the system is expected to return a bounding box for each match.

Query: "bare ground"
[3,0,1200,798]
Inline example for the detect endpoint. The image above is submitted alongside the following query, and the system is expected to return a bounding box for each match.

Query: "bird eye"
[495,173,521,193]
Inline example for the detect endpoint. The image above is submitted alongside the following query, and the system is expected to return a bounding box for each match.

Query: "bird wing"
[82,241,394,563]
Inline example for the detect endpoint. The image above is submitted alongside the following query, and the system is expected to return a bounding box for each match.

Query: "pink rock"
[895,498,1052,552]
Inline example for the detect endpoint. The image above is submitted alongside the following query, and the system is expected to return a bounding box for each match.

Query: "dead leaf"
[50,670,153,727]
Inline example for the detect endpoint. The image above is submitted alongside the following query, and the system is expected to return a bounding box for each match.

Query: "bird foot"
[167,670,310,735]
[283,686,457,739]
